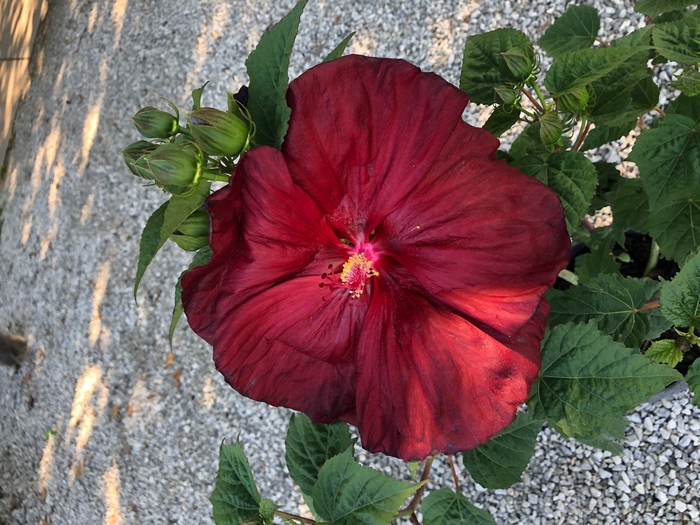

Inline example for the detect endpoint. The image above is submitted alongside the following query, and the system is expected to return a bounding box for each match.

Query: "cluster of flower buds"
[169,206,210,251]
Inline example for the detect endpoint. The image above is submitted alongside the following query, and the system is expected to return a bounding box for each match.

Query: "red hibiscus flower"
[181,55,570,461]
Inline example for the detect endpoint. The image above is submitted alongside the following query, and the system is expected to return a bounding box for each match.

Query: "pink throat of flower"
[319,251,379,299]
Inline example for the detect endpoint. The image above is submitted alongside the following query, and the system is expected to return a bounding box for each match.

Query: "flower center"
[320,252,378,299]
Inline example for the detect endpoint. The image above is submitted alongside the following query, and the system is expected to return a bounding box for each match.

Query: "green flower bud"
[147,144,201,195]
[187,108,249,157]
[170,207,210,251]
[494,86,518,106]
[132,107,179,138]
[501,46,534,82]
[558,87,589,113]
[538,112,562,145]
[121,141,158,180]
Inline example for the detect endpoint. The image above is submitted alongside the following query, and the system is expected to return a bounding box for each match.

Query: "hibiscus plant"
[122,0,700,523]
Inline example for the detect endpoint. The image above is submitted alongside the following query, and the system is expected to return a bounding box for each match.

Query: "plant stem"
[529,80,548,111]
[655,106,667,117]
[275,510,316,524]
[558,269,579,286]
[639,298,660,312]
[448,455,461,492]
[201,170,231,182]
[522,89,544,113]
[642,240,660,278]
[595,37,611,47]
[573,119,591,151]
[410,513,420,525]
[396,456,434,519]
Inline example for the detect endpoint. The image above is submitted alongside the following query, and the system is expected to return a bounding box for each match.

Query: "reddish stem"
[448,455,461,492]
[522,89,544,113]
[639,299,660,312]
[596,37,611,47]
[573,120,592,151]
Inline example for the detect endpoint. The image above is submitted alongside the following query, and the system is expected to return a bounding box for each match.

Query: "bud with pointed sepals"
[494,85,519,106]
[558,87,589,114]
[147,144,201,195]
[187,108,249,157]
[538,112,562,145]
[122,141,158,180]
[170,207,210,251]
[132,107,179,139]
[501,46,534,82]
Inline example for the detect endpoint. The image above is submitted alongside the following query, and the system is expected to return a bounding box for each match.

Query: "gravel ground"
[0,0,698,524]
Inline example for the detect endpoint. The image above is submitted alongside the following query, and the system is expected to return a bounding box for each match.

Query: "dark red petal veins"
[211,276,365,423]
[355,271,545,461]
[373,121,570,335]
[283,55,470,240]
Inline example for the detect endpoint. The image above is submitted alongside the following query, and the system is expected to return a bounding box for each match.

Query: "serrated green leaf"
[192,81,208,110]
[667,92,700,122]
[652,19,700,63]
[646,339,684,368]
[134,183,211,301]
[460,28,535,104]
[462,412,543,489]
[589,162,622,212]
[629,114,700,208]
[509,123,549,159]
[211,442,262,525]
[548,273,650,347]
[512,150,597,234]
[649,195,700,263]
[686,357,700,407]
[641,278,674,339]
[324,32,356,62]
[671,69,700,96]
[538,5,600,59]
[529,322,682,440]
[660,252,700,327]
[285,413,353,497]
[311,449,419,525]
[422,489,497,525]
[635,0,698,15]
[581,119,638,151]
[544,47,648,97]
[611,178,650,246]
[483,106,521,137]
[575,246,621,284]
[549,416,626,454]
[170,247,213,346]
[246,0,307,148]
[612,25,653,48]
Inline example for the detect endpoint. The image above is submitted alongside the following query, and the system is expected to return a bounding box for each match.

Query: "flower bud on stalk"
[187,108,249,157]
[121,141,158,180]
[501,46,534,81]
[132,107,179,138]
[147,143,202,195]
[170,207,210,251]
[538,112,563,145]
[559,87,589,113]
[494,86,519,106]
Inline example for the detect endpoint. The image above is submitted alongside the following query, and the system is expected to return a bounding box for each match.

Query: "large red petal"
[355,268,546,461]
[373,122,570,335]
[211,276,366,423]
[283,55,470,242]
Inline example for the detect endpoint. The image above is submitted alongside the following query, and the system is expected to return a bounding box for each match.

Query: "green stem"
[275,510,316,524]
[642,240,660,278]
[176,125,191,135]
[201,170,231,182]
[395,456,434,519]
[528,79,548,111]
[573,118,591,151]
[558,269,579,286]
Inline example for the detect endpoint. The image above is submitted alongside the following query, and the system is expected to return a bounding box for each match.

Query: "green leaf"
[211,442,262,525]
[660,252,700,327]
[648,194,700,262]
[170,247,213,346]
[629,114,700,207]
[460,28,535,105]
[311,449,420,525]
[422,489,497,525]
[285,413,353,497]
[245,0,307,148]
[548,273,650,347]
[544,47,648,97]
[462,412,543,489]
[512,150,597,234]
[646,339,684,368]
[667,92,700,122]
[581,119,638,151]
[509,123,549,159]
[192,81,208,110]
[670,69,700,96]
[686,357,700,408]
[529,322,682,440]
[589,162,622,212]
[612,25,653,48]
[134,183,211,300]
[641,278,674,339]
[635,0,698,15]
[538,5,600,59]
[483,106,521,137]
[652,19,700,64]
[575,246,621,285]
[323,32,356,62]
[549,416,626,454]
[611,178,650,245]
